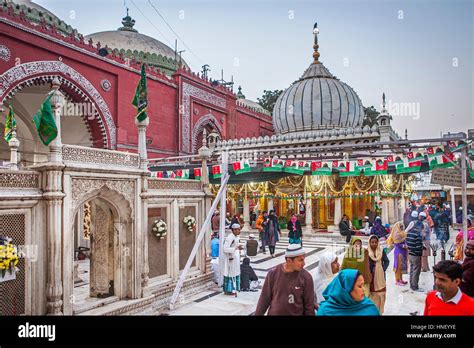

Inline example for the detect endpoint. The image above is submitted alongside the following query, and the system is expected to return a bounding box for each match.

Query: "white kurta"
[222,233,240,278]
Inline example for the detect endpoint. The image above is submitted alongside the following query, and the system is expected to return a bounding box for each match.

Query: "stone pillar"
[198,131,213,260]
[135,116,150,170]
[41,77,66,315]
[334,198,342,229]
[242,192,250,232]
[140,174,149,291]
[381,199,389,225]
[393,198,399,222]
[398,197,405,223]
[304,197,313,234]
[267,198,274,212]
[388,198,395,224]
[48,78,63,163]
[8,135,20,170]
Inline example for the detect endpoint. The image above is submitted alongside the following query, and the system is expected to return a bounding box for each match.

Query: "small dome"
[85,10,188,74]
[272,23,364,134]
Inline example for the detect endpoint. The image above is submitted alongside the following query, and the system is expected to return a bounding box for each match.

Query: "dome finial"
[312,22,320,63]
[382,92,386,112]
[236,85,246,99]
[119,8,138,32]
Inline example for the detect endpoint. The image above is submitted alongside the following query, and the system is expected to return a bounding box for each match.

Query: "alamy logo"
[288,294,295,304]
[18,322,55,341]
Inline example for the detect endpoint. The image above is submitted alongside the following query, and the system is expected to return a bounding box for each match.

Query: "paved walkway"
[138,230,455,316]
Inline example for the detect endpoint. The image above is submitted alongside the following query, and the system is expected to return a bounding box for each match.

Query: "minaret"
[377,92,393,143]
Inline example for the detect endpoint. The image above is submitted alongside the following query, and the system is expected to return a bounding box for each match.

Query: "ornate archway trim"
[0,61,116,148]
[181,82,226,153]
[192,113,223,153]
[71,178,135,218]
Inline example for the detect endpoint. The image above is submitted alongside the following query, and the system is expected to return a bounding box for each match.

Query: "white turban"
[231,223,241,230]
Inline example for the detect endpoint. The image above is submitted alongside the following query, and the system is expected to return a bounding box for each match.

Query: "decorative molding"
[0,61,116,148]
[0,45,11,62]
[181,82,226,153]
[0,171,40,188]
[63,145,140,168]
[71,178,135,216]
[191,113,223,153]
[148,179,201,191]
[101,79,111,92]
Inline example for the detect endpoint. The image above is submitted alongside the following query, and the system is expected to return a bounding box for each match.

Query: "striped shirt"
[406,227,423,256]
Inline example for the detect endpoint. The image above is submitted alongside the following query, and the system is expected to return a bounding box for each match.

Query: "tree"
[362,106,380,128]
[257,89,283,113]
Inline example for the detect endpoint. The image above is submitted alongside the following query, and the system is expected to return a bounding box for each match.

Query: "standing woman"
[367,235,389,314]
[263,210,281,258]
[314,252,340,307]
[341,236,372,296]
[287,214,303,245]
[386,221,408,286]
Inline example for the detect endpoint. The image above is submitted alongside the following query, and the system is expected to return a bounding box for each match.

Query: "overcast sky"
[35,0,473,139]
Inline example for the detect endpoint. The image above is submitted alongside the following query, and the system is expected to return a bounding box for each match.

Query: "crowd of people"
[209,201,474,316]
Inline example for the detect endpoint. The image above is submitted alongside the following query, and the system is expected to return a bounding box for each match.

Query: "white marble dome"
[272,25,364,134]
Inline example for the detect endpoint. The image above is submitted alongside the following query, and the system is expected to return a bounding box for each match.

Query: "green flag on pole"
[33,94,57,146]
[4,105,16,143]
[132,64,148,122]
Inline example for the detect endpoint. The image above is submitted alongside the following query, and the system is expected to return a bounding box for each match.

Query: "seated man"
[246,234,258,257]
[339,214,358,243]
[240,257,259,292]
[358,216,372,236]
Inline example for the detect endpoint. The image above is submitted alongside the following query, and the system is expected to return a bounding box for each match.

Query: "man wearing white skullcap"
[222,223,243,295]
[255,244,315,316]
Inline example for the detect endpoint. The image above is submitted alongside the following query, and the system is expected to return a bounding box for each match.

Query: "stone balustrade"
[62,144,140,169]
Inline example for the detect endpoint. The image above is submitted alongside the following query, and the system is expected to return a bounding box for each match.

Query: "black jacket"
[287,220,302,240]
[240,258,258,290]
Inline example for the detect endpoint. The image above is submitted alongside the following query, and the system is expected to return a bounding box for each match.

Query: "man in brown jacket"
[255,244,315,315]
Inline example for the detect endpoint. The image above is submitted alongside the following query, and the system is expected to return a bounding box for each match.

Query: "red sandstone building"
[0,0,273,165]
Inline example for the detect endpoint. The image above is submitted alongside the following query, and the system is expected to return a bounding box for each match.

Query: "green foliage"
[362,106,380,128]
[257,89,284,113]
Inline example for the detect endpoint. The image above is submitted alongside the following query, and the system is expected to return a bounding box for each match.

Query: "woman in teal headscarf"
[316,269,380,316]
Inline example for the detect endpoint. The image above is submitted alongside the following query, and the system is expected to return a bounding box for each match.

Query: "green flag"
[4,105,16,143]
[33,94,57,146]
[132,64,148,122]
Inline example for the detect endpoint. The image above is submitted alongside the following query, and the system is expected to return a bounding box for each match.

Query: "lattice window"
[0,213,26,316]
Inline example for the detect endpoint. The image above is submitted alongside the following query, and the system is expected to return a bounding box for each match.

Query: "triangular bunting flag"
[429,149,455,169]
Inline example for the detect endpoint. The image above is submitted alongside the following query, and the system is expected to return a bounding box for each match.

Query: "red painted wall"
[0,12,274,159]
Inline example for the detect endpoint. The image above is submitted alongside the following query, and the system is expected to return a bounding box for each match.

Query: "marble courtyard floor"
[138,231,454,316]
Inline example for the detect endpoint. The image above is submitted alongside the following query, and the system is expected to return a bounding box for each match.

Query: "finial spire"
[119,8,138,32]
[381,92,387,113]
[312,22,320,63]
